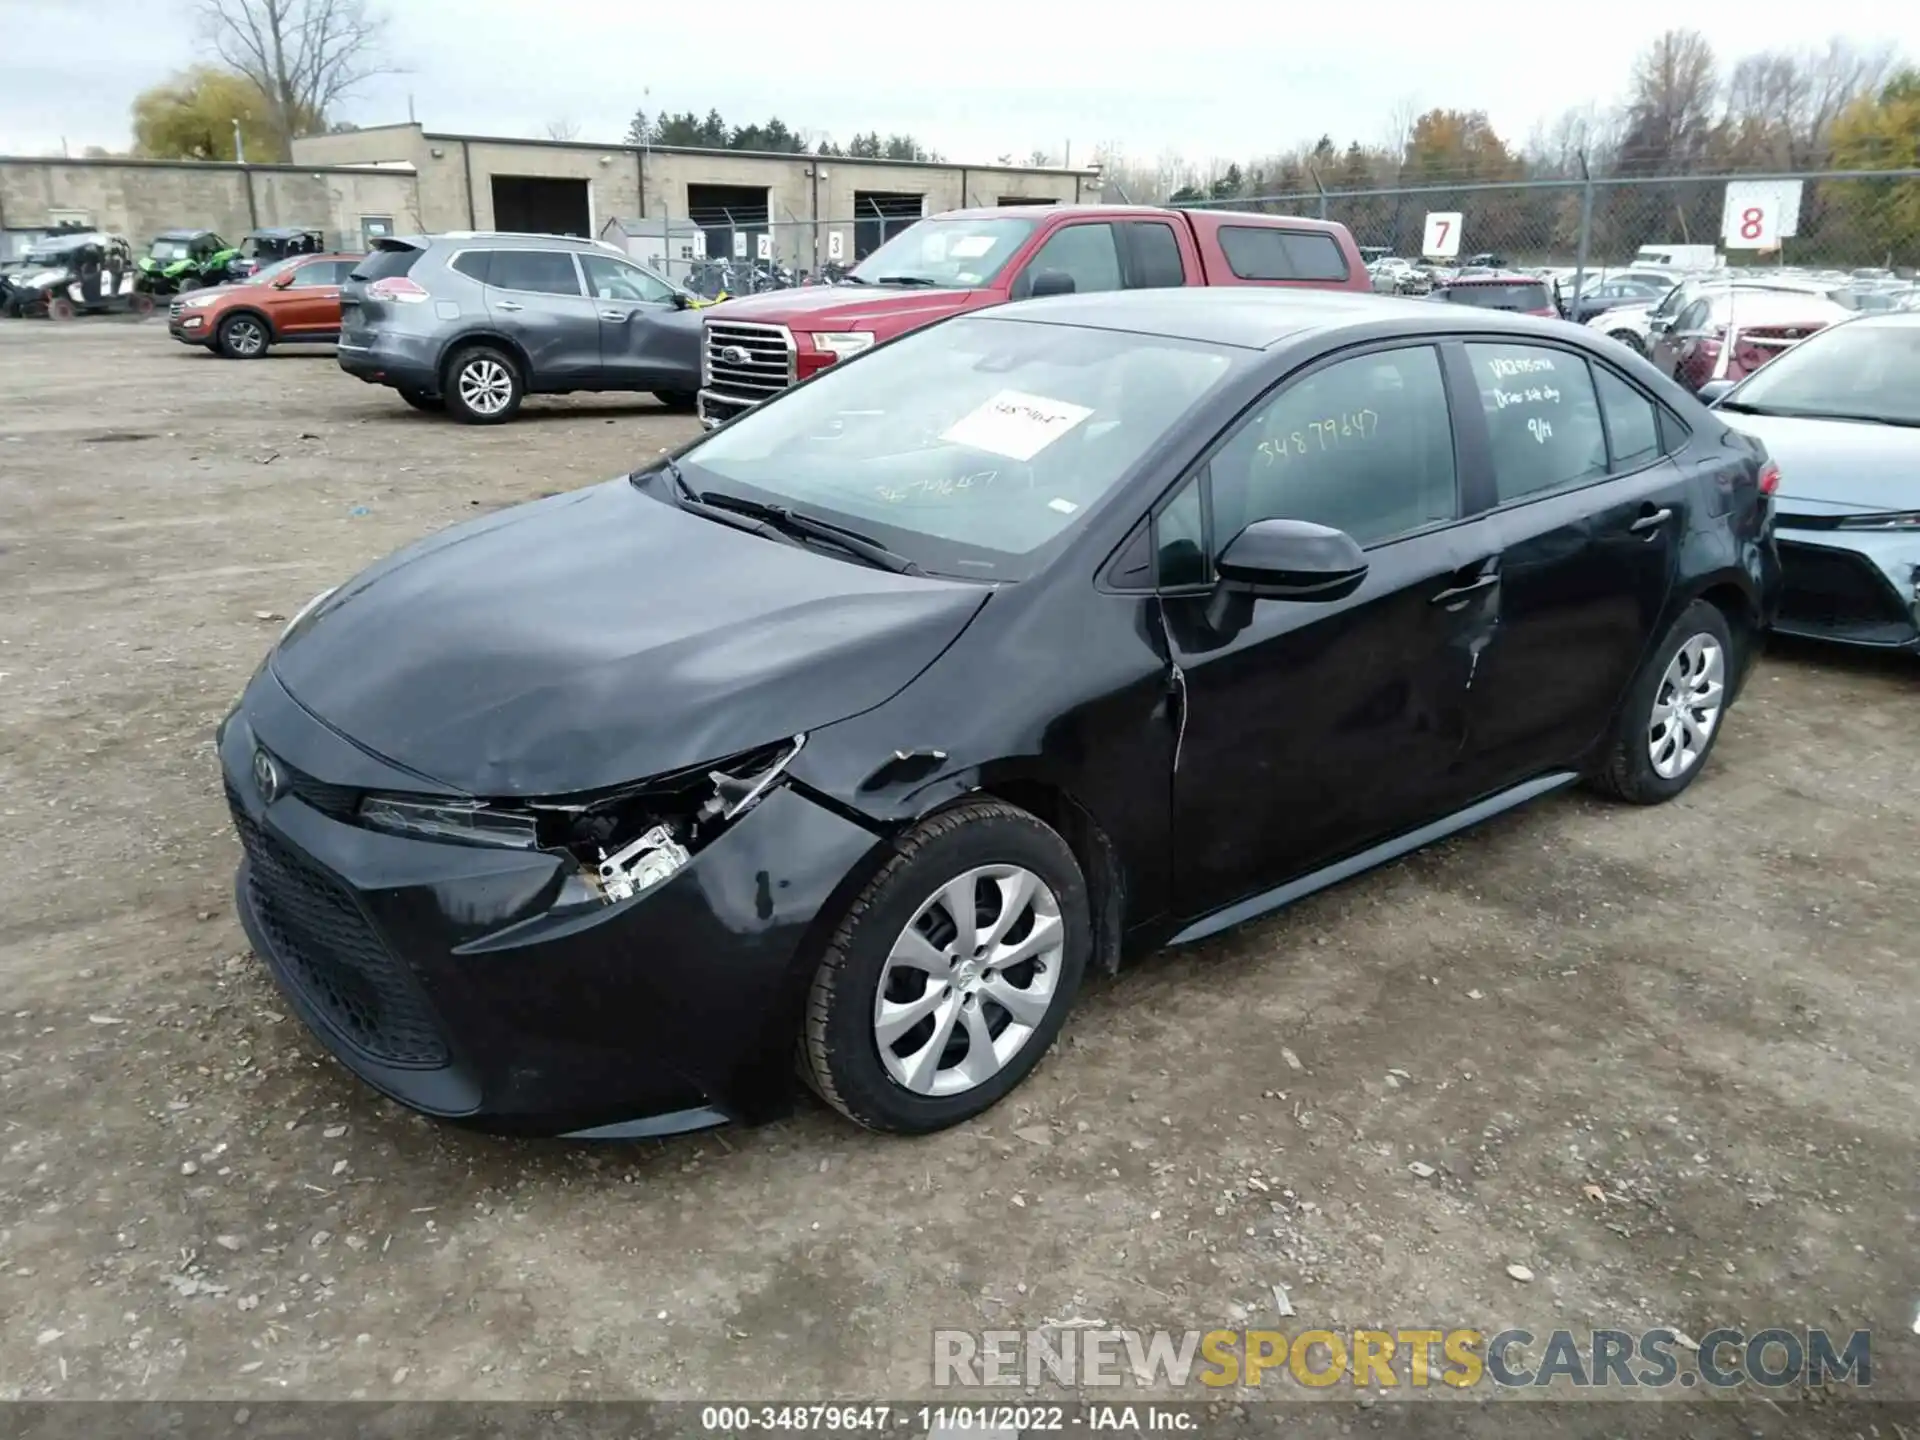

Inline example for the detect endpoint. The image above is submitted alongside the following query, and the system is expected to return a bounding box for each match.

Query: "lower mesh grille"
[228,789,449,1068]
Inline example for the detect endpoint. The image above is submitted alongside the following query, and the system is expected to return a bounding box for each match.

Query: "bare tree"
[545,117,581,142]
[1618,29,1722,174]
[196,0,391,160]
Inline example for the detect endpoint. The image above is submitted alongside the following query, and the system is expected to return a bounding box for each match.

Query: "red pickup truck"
[697,205,1370,426]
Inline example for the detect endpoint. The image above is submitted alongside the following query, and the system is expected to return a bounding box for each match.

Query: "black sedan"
[220,289,1781,1139]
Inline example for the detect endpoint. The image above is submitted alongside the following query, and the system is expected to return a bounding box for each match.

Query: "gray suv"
[337,232,705,424]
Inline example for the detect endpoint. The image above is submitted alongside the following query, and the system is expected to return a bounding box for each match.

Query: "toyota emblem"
[720,345,750,365]
[252,748,284,804]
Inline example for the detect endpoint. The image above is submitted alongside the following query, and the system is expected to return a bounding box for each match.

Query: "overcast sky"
[3,0,1917,169]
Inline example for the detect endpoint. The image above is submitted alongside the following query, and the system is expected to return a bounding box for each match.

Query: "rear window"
[1216,226,1351,282]
[450,250,493,285]
[487,250,583,296]
[350,243,421,282]
[1441,282,1552,311]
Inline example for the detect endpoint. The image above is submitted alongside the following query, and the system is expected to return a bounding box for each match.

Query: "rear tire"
[1608,329,1645,356]
[654,390,697,412]
[398,388,444,413]
[178,277,203,294]
[129,293,155,319]
[46,298,74,321]
[443,345,523,424]
[216,313,270,359]
[1588,599,1735,805]
[801,800,1089,1135]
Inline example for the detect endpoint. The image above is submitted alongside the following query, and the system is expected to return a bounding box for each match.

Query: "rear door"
[480,249,602,387]
[577,252,692,391]
[1446,339,1689,791]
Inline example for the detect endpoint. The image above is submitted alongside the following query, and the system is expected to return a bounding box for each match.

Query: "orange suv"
[168,252,363,358]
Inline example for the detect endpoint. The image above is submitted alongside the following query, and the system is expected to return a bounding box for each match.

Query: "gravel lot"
[0,320,1913,1418]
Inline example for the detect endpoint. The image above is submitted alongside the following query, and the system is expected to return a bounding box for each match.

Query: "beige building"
[290,123,1097,269]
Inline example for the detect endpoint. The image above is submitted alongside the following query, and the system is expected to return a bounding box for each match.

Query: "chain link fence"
[600,204,925,297]
[1190,169,1920,284]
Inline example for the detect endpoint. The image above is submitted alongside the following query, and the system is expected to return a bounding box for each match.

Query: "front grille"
[703,320,794,401]
[168,300,183,320]
[1777,540,1916,641]
[228,788,449,1068]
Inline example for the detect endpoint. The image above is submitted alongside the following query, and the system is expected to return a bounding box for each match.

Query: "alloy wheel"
[1647,633,1724,780]
[874,865,1064,1097]
[457,358,513,416]
[227,318,265,355]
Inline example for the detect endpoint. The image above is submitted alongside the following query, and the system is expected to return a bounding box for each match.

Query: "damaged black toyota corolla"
[220,288,1779,1138]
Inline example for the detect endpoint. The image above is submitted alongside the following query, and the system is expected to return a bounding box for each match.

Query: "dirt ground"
[0,319,1914,1418]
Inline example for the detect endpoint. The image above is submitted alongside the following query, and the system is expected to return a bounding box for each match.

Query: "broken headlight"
[359,795,540,849]
[535,734,807,906]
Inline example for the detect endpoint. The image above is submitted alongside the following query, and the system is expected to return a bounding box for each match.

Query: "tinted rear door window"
[1592,365,1663,469]
[1466,342,1608,502]
[487,250,583,296]
[1125,222,1186,289]
[1217,226,1351,282]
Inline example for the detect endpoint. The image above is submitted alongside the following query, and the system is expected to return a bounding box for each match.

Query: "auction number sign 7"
[1422,212,1463,259]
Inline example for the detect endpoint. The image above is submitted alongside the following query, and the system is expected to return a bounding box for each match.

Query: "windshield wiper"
[873,275,940,287]
[695,490,923,574]
[636,459,802,546]
[837,272,870,285]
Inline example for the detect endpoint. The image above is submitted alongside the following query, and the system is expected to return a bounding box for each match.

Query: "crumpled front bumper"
[218,670,884,1136]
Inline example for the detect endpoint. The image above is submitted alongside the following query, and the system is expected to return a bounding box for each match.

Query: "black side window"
[1209,346,1457,549]
[1217,226,1351,282]
[1125,222,1186,289]
[1155,477,1209,587]
[486,250,583,296]
[1593,365,1663,470]
[450,250,493,285]
[1011,223,1122,299]
[1466,343,1608,503]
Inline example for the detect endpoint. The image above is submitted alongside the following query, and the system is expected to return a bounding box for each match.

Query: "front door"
[1163,343,1498,919]
[480,248,601,387]
[276,258,347,336]
[578,252,691,391]
[1447,340,1684,792]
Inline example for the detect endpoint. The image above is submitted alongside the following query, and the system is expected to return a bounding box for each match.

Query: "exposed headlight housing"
[359,795,540,849]
[1834,510,1920,531]
[807,331,875,362]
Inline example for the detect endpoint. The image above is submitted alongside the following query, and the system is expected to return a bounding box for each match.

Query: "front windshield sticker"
[941,390,1094,461]
[948,235,997,259]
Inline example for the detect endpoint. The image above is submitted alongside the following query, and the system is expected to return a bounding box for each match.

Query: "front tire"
[216,313,269,358]
[654,390,697,412]
[46,297,74,321]
[801,800,1089,1134]
[1608,328,1645,356]
[444,345,523,424]
[1589,599,1735,805]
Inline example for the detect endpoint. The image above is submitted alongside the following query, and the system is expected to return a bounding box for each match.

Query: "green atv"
[135,229,240,297]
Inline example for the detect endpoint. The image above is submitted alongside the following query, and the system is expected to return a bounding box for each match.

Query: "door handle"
[1629,507,1672,534]
[600,308,630,321]
[495,300,523,312]
[1429,573,1499,606]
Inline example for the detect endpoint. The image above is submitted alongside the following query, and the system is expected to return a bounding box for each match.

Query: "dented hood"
[705,285,984,329]
[272,480,988,797]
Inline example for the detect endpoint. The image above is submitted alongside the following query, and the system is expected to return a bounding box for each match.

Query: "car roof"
[983,287,1567,349]
[249,226,323,236]
[1442,273,1546,286]
[928,204,1351,237]
[403,231,623,252]
[154,228,217,239]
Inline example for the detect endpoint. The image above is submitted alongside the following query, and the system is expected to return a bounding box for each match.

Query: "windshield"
[847,217,1038,288]
[242,257,303,286]
[1724,321,1920,424]
[1442,283,1549,310]
[678,316,1239,579]
[149,238,193,260]
[24,241,83,265]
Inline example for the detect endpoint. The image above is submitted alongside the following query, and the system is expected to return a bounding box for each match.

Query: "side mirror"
[271,271,296,289]
[1216,519,1368,600]
[673,290,693,310]
[1028,269,1076,299]
[1696,379,1736,405]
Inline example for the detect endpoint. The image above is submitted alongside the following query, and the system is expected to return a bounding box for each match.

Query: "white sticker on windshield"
[942,390,1094,461]
[948,235,997,258]
[1048,498,1079,514]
